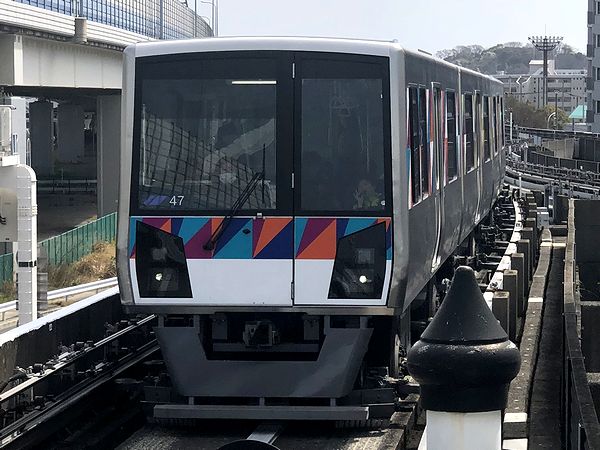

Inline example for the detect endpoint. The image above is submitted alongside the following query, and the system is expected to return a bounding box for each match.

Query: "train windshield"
[133,52,390,216]
[299,75,386,212]
[135,56,278,212]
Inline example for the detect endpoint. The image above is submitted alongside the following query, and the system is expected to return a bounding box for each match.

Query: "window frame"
[408,85,422,205]
[418,86,431,199]
[492,96,499,155]
[474,91,482,167]
[483,95,491,162]
[445,89,459,183]
[407,84,432,207]
[129,50,294,217]
[463,92,475,173]
[293,52,393,217]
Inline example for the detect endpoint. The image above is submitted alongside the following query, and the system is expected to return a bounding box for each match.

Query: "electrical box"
[0,187,17,242]
[0,107,11,153]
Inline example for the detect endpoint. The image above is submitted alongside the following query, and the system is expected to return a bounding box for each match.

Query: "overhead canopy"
[569,105,587,120]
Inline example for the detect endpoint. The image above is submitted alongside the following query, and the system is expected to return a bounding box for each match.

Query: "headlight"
[328,222,386,299]
[135,221,192,298]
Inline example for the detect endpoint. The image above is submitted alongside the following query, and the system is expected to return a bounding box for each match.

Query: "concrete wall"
[57,103,84,163]
[97,95,121,216]
[582,303,600,372]
[28,100,53,177]
[542,138,575,159]
[574,200,600,264]
[575,200,600,374]
[0,34,122,89]
[0,294,122,382]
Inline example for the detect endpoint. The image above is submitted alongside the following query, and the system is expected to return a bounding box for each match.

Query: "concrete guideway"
[502,227,562,449]
[502,200,600,450]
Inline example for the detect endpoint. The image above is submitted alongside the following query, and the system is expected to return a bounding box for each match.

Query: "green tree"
[506,96,569,129]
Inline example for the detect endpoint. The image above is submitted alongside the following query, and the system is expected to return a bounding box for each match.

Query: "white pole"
[214,0,218,36]
[519,174,522,191]
[509,111,513,142]
[16,164,37,325]
[419,411,502,450]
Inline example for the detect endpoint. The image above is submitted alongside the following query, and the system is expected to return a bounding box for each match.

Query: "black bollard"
[406,266,521,450]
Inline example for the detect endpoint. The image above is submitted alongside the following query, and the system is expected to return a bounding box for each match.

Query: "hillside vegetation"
[436,42,586,75]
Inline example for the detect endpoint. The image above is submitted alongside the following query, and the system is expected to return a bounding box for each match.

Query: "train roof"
[127,36,501,85]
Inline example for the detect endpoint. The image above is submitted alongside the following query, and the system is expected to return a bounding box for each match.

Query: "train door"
[474,91,483,223]
[292,53,393,306]
[431,84,444,271]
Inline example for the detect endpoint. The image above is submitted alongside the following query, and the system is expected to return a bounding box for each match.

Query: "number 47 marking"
[169,195,184,206]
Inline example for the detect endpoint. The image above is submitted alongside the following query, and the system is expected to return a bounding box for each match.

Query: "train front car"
[117,38,408,421]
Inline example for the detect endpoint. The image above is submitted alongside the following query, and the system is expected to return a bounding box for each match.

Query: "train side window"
[500,97,505,146]
[492,97,498,155]
[408,87,421,204]
[483,96,491,161]
[446,90,458,181]
[432,85,442,191]
[475,93,482,166]
[464,93,474,171]
[418,87,430,196]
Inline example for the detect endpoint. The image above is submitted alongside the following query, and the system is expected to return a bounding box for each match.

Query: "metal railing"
[42,212,116,267]
[562,199,600,449]
[508,158,600,189]
[14,0,212,39]
[0,277,118,320]
[38,179,97,194]
[0,253,12,288]
[527,149,600,175]
[0,212,117,285]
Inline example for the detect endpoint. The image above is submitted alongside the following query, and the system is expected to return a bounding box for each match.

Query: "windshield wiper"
[203,171,264,251]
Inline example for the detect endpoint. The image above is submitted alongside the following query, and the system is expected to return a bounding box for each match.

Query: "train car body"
[117,37,505,416]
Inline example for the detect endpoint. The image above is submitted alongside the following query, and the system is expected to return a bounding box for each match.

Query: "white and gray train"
[116,37,505,419]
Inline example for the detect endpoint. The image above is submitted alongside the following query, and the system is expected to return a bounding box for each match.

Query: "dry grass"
[48,241,116,290]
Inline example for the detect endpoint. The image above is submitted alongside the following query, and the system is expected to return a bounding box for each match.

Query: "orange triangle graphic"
[297,220,337,259]
[254,218,291,257]
[160,219,172,233]
[211,217,224,234]
[376,218,391,230]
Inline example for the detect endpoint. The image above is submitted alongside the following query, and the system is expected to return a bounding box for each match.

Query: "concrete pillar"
[492,291,510,336]
[408,267,521,450]
[504,270,519,342]
[525,218,538,261]
[97,95,121,216]
[511,253,526,316]
[57,103,84,163]
[29,100,53,176]
[520,231,534,276]
[517,240,531,291]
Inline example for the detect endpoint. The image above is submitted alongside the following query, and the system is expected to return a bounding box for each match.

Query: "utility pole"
[555,91,558,130]
[528,35,563,107]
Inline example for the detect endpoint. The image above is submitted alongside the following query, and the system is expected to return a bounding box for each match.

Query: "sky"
[193,0,588,54]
